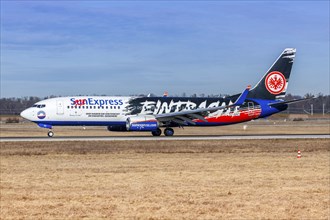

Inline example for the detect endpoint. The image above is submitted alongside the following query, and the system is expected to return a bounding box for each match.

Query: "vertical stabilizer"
[248,48,296,100]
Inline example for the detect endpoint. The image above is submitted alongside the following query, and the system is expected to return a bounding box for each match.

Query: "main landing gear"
[47,130,54,137]
[164,128,174,136]
[151,128,174,136]
[151,128,162,136]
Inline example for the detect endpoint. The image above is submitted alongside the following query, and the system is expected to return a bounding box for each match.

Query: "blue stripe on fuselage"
[249,98,287,118]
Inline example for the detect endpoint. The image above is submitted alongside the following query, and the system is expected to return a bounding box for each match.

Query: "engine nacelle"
[126,115,159,131]
[107,125,127,132]
[38,123,52,129]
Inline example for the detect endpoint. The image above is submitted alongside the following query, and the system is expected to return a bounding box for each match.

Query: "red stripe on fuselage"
[195,109,261,124]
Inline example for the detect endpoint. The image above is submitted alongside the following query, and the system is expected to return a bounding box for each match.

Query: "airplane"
[20,48,307,137]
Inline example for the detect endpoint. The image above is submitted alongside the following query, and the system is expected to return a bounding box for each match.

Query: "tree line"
[0,93,329,115]
[284,93,329,114]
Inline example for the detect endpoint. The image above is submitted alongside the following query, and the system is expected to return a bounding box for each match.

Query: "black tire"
[48,131,54,137]
[164,128,174,136]
[151,128,162,136]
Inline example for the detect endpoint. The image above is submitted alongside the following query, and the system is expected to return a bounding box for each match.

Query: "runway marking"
[1,134,329,142]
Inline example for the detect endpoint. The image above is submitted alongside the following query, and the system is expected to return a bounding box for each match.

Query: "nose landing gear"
[47,130,54,137]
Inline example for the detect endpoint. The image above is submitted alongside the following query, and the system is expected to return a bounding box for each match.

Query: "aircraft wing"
[155,86,251,125]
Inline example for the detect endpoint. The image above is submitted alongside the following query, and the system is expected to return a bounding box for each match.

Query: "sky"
[1,1,329,98]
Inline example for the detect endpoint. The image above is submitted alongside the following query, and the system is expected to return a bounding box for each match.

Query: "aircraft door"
[56,100,64,115]
[248,102,254,116]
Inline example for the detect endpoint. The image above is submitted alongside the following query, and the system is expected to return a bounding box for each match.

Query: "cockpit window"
[32,104,46,108]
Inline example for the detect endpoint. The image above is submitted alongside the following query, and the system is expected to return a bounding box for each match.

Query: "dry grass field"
[1,139,329,219]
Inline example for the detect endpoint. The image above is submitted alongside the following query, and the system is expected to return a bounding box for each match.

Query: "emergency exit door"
[248,102,254,116]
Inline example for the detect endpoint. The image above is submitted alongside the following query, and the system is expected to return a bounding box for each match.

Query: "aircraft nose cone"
[20,109,30,120]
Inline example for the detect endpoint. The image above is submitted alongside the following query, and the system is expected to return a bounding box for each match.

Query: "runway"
[1,134,329,142]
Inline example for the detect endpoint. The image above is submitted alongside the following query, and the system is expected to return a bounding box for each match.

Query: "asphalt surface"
[1,134,329,142]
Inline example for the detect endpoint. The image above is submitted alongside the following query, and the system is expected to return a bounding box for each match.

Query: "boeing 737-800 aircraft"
[21,48,307,137]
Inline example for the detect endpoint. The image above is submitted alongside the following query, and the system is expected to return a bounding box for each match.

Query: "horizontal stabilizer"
[268,97,313,107]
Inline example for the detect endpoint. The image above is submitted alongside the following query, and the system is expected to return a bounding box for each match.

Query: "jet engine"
[126,115,159,131]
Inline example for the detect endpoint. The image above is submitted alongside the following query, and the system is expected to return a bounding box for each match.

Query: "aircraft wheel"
[151,128,162,136]
[48,131,54,137]
[164,128,174,136]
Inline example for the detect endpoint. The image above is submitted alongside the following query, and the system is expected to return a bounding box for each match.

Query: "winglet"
[234,85,250,106]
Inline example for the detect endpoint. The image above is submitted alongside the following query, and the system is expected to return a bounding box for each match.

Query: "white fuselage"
[20,96,131,126]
